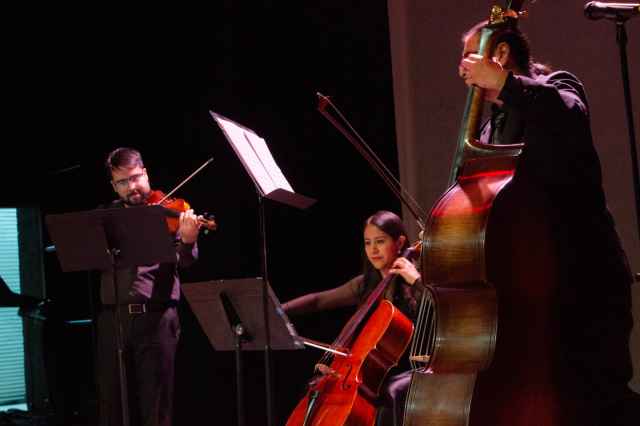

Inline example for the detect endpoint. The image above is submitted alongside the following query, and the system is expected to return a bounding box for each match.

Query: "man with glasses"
[96,147,200,426]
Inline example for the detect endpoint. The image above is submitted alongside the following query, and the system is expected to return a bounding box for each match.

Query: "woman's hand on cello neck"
[314,363,340,378]
[389,257,421,285]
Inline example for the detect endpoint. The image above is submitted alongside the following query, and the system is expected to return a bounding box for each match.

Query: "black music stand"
[182,278,304,426]
[210,111,315,426]
[44,205,176,426]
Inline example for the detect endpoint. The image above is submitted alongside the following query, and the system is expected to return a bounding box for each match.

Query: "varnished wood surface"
[286,301,413,426]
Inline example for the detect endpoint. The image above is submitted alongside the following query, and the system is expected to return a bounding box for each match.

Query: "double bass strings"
[409,289,436,371]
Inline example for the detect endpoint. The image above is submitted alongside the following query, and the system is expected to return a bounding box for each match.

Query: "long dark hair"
[463,20,551,77]
[360,211,420,315]
[362,210,409,287]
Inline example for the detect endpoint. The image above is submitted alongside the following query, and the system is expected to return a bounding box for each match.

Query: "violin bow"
[156,157,214,204]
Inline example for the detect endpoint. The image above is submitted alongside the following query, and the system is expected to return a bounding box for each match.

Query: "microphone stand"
[614,18,640,243]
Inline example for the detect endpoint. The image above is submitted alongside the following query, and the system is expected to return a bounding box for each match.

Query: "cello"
[286,240,421,426]
[403,2,570,425]
[284,81,428,426]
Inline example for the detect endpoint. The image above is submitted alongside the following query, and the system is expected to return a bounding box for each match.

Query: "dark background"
[5,1,638,425]
[5,2,402,425]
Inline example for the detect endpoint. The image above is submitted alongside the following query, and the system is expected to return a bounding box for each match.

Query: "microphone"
[584,2,640,21]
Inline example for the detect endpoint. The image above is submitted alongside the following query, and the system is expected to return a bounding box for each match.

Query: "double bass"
[404,2,570,425]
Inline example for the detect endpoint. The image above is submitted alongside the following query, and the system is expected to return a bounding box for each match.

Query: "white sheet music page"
[244,132,294,193]
[212,113,293,196]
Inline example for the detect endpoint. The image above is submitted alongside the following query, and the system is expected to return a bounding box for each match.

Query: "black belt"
[103,301,178,315]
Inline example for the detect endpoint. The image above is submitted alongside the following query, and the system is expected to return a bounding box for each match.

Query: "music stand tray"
[182,277,304,351]
[182,278,303,426]
[44,205,177,426]
[45,205,176,271]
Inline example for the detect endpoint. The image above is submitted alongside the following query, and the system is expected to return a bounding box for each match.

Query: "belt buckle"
[128,303,146,314]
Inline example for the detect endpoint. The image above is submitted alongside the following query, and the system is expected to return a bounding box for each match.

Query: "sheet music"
[212,112,293,196]
[245,132,294,192]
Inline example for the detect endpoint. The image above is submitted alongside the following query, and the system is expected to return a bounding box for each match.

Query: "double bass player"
[455,15,638,426]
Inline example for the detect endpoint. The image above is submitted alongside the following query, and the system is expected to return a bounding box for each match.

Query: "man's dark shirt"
[98,200,198,305]
[481,70,635,418]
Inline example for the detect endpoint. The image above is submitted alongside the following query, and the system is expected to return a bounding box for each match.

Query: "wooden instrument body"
[403,2,570,423]
[286,300,414,426]
[405,151,566,425]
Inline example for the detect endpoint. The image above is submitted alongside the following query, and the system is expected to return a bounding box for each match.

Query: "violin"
[146,189,217,234]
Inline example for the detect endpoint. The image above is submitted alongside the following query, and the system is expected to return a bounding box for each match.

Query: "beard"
[124,189,149,206]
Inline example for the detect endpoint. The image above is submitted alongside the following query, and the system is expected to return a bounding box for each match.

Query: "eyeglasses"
[112,173,145,190]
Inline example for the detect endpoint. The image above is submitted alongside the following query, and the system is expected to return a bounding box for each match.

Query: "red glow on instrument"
[457,169,514,181]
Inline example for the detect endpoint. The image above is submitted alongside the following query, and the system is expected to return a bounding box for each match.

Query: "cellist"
[458,18,638,426]
[283,210,422,425]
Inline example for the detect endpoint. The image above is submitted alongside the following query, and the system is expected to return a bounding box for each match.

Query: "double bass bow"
[316,92,428,232]
[285,90,428,424]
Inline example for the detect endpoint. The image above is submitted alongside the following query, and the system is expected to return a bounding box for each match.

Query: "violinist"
[96,147,200,426]
[283,210,421,426]
[458,20,638,426]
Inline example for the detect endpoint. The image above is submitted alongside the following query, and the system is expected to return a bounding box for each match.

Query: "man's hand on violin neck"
[178,209,201,244]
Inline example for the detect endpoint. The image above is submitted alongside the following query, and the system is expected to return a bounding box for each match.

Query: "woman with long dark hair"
[283,210,421,425]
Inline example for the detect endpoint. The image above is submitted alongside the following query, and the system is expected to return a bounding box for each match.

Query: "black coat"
[482,70,636,423]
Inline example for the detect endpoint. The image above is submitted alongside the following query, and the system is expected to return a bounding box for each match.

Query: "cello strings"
[316,246,419,370]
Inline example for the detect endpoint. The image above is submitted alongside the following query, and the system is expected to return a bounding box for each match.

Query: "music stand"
[182,278,303,426]
[210,111,315,426]
[44,205,176,426]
